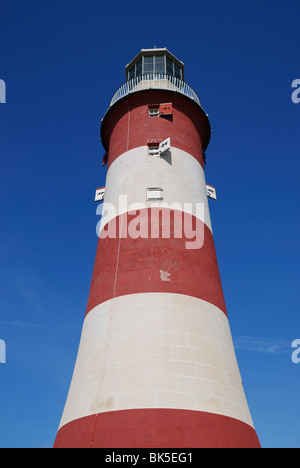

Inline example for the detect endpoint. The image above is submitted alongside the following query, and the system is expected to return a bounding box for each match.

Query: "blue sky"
[0,0,299,448]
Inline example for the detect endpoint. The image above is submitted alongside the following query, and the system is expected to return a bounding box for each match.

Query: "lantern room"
[126,48,184,81]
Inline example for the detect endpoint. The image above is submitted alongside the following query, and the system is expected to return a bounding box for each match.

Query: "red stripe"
[100,91,211,170]
[86,209,226,316]
[53,409,260,448]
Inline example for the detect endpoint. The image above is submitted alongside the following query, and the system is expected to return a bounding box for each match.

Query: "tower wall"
[54,89,260,448]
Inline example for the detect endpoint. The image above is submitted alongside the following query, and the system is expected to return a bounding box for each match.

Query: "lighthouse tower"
[54,48,260,448]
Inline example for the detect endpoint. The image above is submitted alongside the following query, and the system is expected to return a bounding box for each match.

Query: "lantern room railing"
[109,73,202,108]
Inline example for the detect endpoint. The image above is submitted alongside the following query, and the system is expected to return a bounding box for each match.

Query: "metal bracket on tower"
[206,184,217,200]
[159,137,171,155]
[95,187,105,202]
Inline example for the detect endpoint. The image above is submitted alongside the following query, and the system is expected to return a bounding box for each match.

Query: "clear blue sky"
[0,0,299,448]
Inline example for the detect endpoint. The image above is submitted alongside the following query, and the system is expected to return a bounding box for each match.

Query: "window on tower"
[148,145,160,157]
[146,187,163,200]
[149,107,159,117]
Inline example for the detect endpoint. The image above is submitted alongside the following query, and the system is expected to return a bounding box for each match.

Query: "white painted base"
[59,293,254,431]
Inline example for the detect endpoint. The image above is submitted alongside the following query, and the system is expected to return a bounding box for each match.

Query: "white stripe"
[98,146,212,234]
[58,293,254,430]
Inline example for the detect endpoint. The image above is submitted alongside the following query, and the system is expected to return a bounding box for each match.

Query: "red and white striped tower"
[54,49,260,448]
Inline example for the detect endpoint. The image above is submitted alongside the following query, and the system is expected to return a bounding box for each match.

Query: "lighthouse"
[53,48,260,448]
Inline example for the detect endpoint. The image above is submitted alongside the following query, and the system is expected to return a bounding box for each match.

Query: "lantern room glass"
[127,54,183,80]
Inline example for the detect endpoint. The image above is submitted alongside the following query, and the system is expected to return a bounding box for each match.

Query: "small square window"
[149,107,159,117]
[148,145,160,157]
[146,188,163,201]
